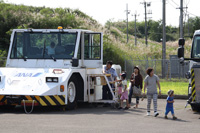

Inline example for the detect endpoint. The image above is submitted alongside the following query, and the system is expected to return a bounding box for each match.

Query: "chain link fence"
[124,55,189,80]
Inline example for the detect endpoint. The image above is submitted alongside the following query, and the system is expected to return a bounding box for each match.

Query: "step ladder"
[87,74,119,104]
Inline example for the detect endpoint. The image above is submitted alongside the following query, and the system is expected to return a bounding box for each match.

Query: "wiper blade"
[50,55,56,62]
[14,47,27,61]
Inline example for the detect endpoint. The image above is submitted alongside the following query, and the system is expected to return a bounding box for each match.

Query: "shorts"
[120,90,128,100]
[118,87,122,95]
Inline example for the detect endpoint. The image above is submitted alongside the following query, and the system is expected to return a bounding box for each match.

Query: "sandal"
[124,107,129,110]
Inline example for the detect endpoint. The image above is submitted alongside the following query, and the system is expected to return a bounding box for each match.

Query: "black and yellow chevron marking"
[24,95,65,106]
[191,69,196,102]
[0,95,6,102]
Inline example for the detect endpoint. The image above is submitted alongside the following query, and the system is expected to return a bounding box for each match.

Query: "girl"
[128,66,143,108]
[118,72,129,110]
[143,68,161,117]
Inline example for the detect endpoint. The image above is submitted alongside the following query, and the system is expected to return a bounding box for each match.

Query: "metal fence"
[124,55,189,80]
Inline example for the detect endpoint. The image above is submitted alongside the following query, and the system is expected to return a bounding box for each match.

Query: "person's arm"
[103,66,106,74]
[130,73,135,83]
[113,70,118,81]
[143,82,147,95]
[167,100,174,103]
[157,80,161,95]
[140,76,143,89]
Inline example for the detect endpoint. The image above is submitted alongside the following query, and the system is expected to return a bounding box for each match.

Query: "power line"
[171,0,179,6]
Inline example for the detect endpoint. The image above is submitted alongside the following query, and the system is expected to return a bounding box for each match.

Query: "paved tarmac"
[0,99,199,133]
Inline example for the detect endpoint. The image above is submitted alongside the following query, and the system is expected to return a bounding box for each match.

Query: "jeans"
[128,86,140,104]
[102,84,114,100]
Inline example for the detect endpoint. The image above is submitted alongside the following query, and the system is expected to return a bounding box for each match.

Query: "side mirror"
[177,38,185,59]
[71,58,79,67]
[177,47,184,58]
[179,38,185,46]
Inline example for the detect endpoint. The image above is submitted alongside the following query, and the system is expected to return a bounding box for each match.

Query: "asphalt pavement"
[0,99,199,133]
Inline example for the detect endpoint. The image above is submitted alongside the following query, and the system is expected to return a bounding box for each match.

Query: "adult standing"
[128,66,143,108]
[102,61,118,100]
[143,68,161,117]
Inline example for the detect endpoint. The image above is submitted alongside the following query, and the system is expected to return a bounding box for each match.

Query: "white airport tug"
[0,27,121,113]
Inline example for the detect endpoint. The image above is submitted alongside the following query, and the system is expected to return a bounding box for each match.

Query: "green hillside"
[0,1,192,69]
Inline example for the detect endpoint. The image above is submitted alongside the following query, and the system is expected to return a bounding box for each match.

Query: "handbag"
[132,74,142,96]
[133,85,141,96]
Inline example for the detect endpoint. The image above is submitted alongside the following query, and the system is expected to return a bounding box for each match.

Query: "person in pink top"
[118,72,129,110]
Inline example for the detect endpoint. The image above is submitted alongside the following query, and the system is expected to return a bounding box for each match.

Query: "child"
[118,72,129,110]
[165,90,177,120]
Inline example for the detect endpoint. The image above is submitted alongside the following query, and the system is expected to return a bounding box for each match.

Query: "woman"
[143,68,161,117]
[128,66,143,108]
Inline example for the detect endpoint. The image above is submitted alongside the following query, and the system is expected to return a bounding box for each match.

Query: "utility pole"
[125,4,130,44]
[141,1,151,46]
[180,0,183,38]
[162,0,166,78]
[144,2,147,46]
[134,13,139,46]
[188,14,190,36]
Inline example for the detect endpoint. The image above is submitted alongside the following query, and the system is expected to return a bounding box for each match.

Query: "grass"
[160,81,188,95]
[127,80,188,95]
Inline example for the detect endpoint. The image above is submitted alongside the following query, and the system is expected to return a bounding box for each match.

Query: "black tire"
[0,105,16,111]
[65,76,78,110]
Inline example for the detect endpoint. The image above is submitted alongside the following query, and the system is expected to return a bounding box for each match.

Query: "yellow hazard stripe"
[192,89,196,96]
[35,96,47,106]
[0,95,4,101]
[25,96,32,100]
[54,95,65,105]
[192,95,196,102]
[44,96,56,106]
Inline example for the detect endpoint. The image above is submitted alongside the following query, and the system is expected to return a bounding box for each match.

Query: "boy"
[165,90,177,120]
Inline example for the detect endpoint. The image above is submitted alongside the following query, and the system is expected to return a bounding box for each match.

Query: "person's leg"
[147,94,152,112]
[128,86,133,106]
[165,107,170,119]
[136,96,139,108]
[153,93,159,117]
[171,108,177,119]
[102,85,107,100]
[153,93,158,112]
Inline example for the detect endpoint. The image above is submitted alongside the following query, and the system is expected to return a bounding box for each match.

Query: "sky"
[4,0,200,27]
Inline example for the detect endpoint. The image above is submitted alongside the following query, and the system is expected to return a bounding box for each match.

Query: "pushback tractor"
[0,27,121,113]
[178,30,200,111]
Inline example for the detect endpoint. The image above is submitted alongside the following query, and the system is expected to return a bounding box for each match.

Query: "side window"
[11,32,24,58]
[84,33,101,60]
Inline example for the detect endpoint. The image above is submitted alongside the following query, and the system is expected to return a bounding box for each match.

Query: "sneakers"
[165,116,168,119]
[173,116,177,120]
[147,112,150,116]
[154,112,159,117]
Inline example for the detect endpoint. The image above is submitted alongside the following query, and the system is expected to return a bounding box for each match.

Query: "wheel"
[66,77,78,110]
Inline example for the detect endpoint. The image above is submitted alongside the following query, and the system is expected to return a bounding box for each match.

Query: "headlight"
[46,77,59,83]
[185,72,191,79]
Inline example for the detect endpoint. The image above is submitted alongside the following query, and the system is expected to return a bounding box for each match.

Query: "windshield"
[192,35,200,58]
[10,32,77,59]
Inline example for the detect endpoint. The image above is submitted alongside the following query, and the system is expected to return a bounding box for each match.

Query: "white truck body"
[0,28,120,109]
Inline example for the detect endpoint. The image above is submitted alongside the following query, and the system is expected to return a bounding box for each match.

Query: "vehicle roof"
[194,30,200,36]
[13,29,93,33]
